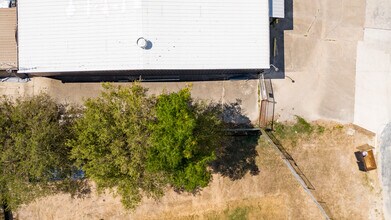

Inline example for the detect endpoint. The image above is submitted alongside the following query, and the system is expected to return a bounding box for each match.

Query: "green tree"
[0,94,77,218]
[68,84,166,209]
[147,87,223,192]
[69,84,224,209]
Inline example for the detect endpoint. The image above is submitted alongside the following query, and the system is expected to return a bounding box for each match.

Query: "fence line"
[258,76,333,219]
[261,130,333,220]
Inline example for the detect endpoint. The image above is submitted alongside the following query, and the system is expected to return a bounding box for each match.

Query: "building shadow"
[208,101,260,180]
[265,0,294,79]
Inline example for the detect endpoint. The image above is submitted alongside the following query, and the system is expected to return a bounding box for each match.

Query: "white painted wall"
[18,0,270,73]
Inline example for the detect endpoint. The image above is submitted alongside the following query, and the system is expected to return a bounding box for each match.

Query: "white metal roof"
[17,0,270,73]
[270,0,285,18]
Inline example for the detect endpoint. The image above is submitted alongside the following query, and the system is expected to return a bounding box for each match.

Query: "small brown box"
[356,144,377,171]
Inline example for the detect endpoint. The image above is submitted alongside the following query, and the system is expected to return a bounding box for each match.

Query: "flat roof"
[17,0,270,73]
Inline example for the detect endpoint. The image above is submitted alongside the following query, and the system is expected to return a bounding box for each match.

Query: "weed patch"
[272,116,325,147]
[227,207,249,220]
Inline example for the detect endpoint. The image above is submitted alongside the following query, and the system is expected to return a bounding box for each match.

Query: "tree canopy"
[0,83,225,212]
[147,88,223,191]
[69,84,224,209]
[0,94,76,212]
[68,84,165,209]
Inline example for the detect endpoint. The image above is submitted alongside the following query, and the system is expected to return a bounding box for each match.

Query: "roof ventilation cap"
[137,37,148,49]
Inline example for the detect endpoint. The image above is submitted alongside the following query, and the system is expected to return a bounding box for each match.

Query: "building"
[15,0,285,81]
[0,7,17,71]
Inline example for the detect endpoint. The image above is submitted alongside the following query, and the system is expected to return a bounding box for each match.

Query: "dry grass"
[273,120,383,220]
[16,121,383,220]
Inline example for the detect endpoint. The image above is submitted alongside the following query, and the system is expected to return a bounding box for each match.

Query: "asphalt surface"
[380,123,391,219]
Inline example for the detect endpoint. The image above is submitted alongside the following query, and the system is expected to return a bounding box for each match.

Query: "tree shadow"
[70,179,92,199]
[208,100,260,180]
[211,135,260,180]
[55,170,92,199]
[57,178,92,199]
[220,100,253,127]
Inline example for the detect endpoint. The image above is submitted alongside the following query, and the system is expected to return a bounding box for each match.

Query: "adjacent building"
[0,7,17,71]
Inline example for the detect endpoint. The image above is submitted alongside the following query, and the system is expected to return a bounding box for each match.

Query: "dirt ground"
[15,138,323,220]
[15,122,382,220]
[273,121,384,220]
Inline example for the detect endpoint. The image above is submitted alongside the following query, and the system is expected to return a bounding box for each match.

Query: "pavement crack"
[305,9,320,36]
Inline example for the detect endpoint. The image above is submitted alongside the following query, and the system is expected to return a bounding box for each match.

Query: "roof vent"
[137,37,148,49]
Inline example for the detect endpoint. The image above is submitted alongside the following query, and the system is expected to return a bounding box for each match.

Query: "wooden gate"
[259,74,275,129]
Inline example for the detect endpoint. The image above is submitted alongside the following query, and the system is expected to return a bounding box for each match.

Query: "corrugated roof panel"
[0,8,17,70]
[270,0,285,18]
[18,0,270,73]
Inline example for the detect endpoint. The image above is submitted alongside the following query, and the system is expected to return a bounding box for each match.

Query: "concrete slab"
[355,3,391,217]
[380,124,391,220]
[365,0,391,29]
[0,77,260,124]
[291,0,365,42]
[220,80,259,124]
[354,41,391,133]
[273,0,365,123]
